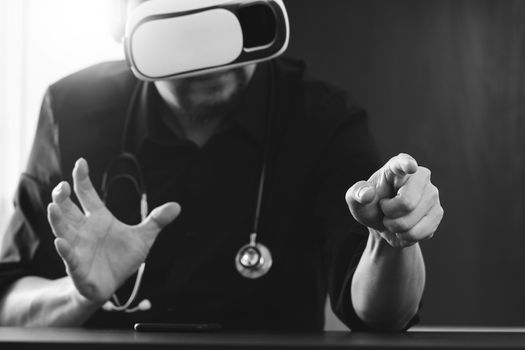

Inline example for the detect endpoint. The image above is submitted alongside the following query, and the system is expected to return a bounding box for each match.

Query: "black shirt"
[0,58,381,331]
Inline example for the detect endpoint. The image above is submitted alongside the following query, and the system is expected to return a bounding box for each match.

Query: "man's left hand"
[346,153,443,248]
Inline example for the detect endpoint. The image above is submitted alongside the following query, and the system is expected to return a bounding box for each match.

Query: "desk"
[1,327,525,349]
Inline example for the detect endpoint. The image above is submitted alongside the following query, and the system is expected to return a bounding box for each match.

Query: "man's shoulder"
[47,60,136,109]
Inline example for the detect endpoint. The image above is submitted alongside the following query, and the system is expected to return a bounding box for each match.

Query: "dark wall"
[284,0,525,326]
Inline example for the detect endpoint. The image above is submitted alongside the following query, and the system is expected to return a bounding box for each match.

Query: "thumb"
[139,202,181,234]
[346,181,384,231]
[346,180,376,207]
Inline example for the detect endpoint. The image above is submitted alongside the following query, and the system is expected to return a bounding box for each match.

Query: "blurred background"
[1,0,525,330]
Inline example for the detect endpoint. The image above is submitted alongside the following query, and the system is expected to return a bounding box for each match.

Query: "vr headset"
[124,0,289,81]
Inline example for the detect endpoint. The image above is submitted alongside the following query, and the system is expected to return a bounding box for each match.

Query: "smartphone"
[134,322,222,332]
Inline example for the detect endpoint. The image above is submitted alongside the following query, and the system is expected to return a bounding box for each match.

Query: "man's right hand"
[47,158,180,304]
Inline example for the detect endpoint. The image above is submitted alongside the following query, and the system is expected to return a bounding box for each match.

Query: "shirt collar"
[129,61,271,151]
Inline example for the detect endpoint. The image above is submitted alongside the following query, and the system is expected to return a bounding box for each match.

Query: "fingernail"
[54,182,63,195]
[357,186,370,199]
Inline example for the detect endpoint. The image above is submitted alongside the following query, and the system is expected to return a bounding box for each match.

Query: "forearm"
[0,276,101,327]
[351,229,425,331]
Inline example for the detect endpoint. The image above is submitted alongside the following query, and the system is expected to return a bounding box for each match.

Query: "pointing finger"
[384,153,418,190]
[72,158,105,214]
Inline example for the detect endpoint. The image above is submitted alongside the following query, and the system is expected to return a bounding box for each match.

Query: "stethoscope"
[102,64,275,313]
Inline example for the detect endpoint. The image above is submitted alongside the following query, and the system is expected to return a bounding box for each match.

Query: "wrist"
[63,278,103,311]
[367,227,395,249]
[366,228,417,259]
[368,227,420,250]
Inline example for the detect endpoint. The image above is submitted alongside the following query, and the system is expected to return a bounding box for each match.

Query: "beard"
[171,66,252,122]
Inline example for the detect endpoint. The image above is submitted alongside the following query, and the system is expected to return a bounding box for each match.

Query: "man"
[0,0,442,331]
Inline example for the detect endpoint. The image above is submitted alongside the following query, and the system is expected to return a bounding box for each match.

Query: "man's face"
[125,0,257,118]
[156,64,256,120]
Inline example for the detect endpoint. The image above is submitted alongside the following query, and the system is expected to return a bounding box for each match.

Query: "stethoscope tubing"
[102,62,276,312]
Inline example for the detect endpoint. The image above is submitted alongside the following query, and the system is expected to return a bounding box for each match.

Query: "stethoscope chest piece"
[235,233,272,279]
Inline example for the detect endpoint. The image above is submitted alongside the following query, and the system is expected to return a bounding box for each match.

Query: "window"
[0,0,124,231]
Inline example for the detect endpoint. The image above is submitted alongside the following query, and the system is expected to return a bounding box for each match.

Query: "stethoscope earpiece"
[235,233,272,279]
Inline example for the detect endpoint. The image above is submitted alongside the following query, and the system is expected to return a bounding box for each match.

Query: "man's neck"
[153,65,256,147]
[155,83,229,148]
[167,110,227,148]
